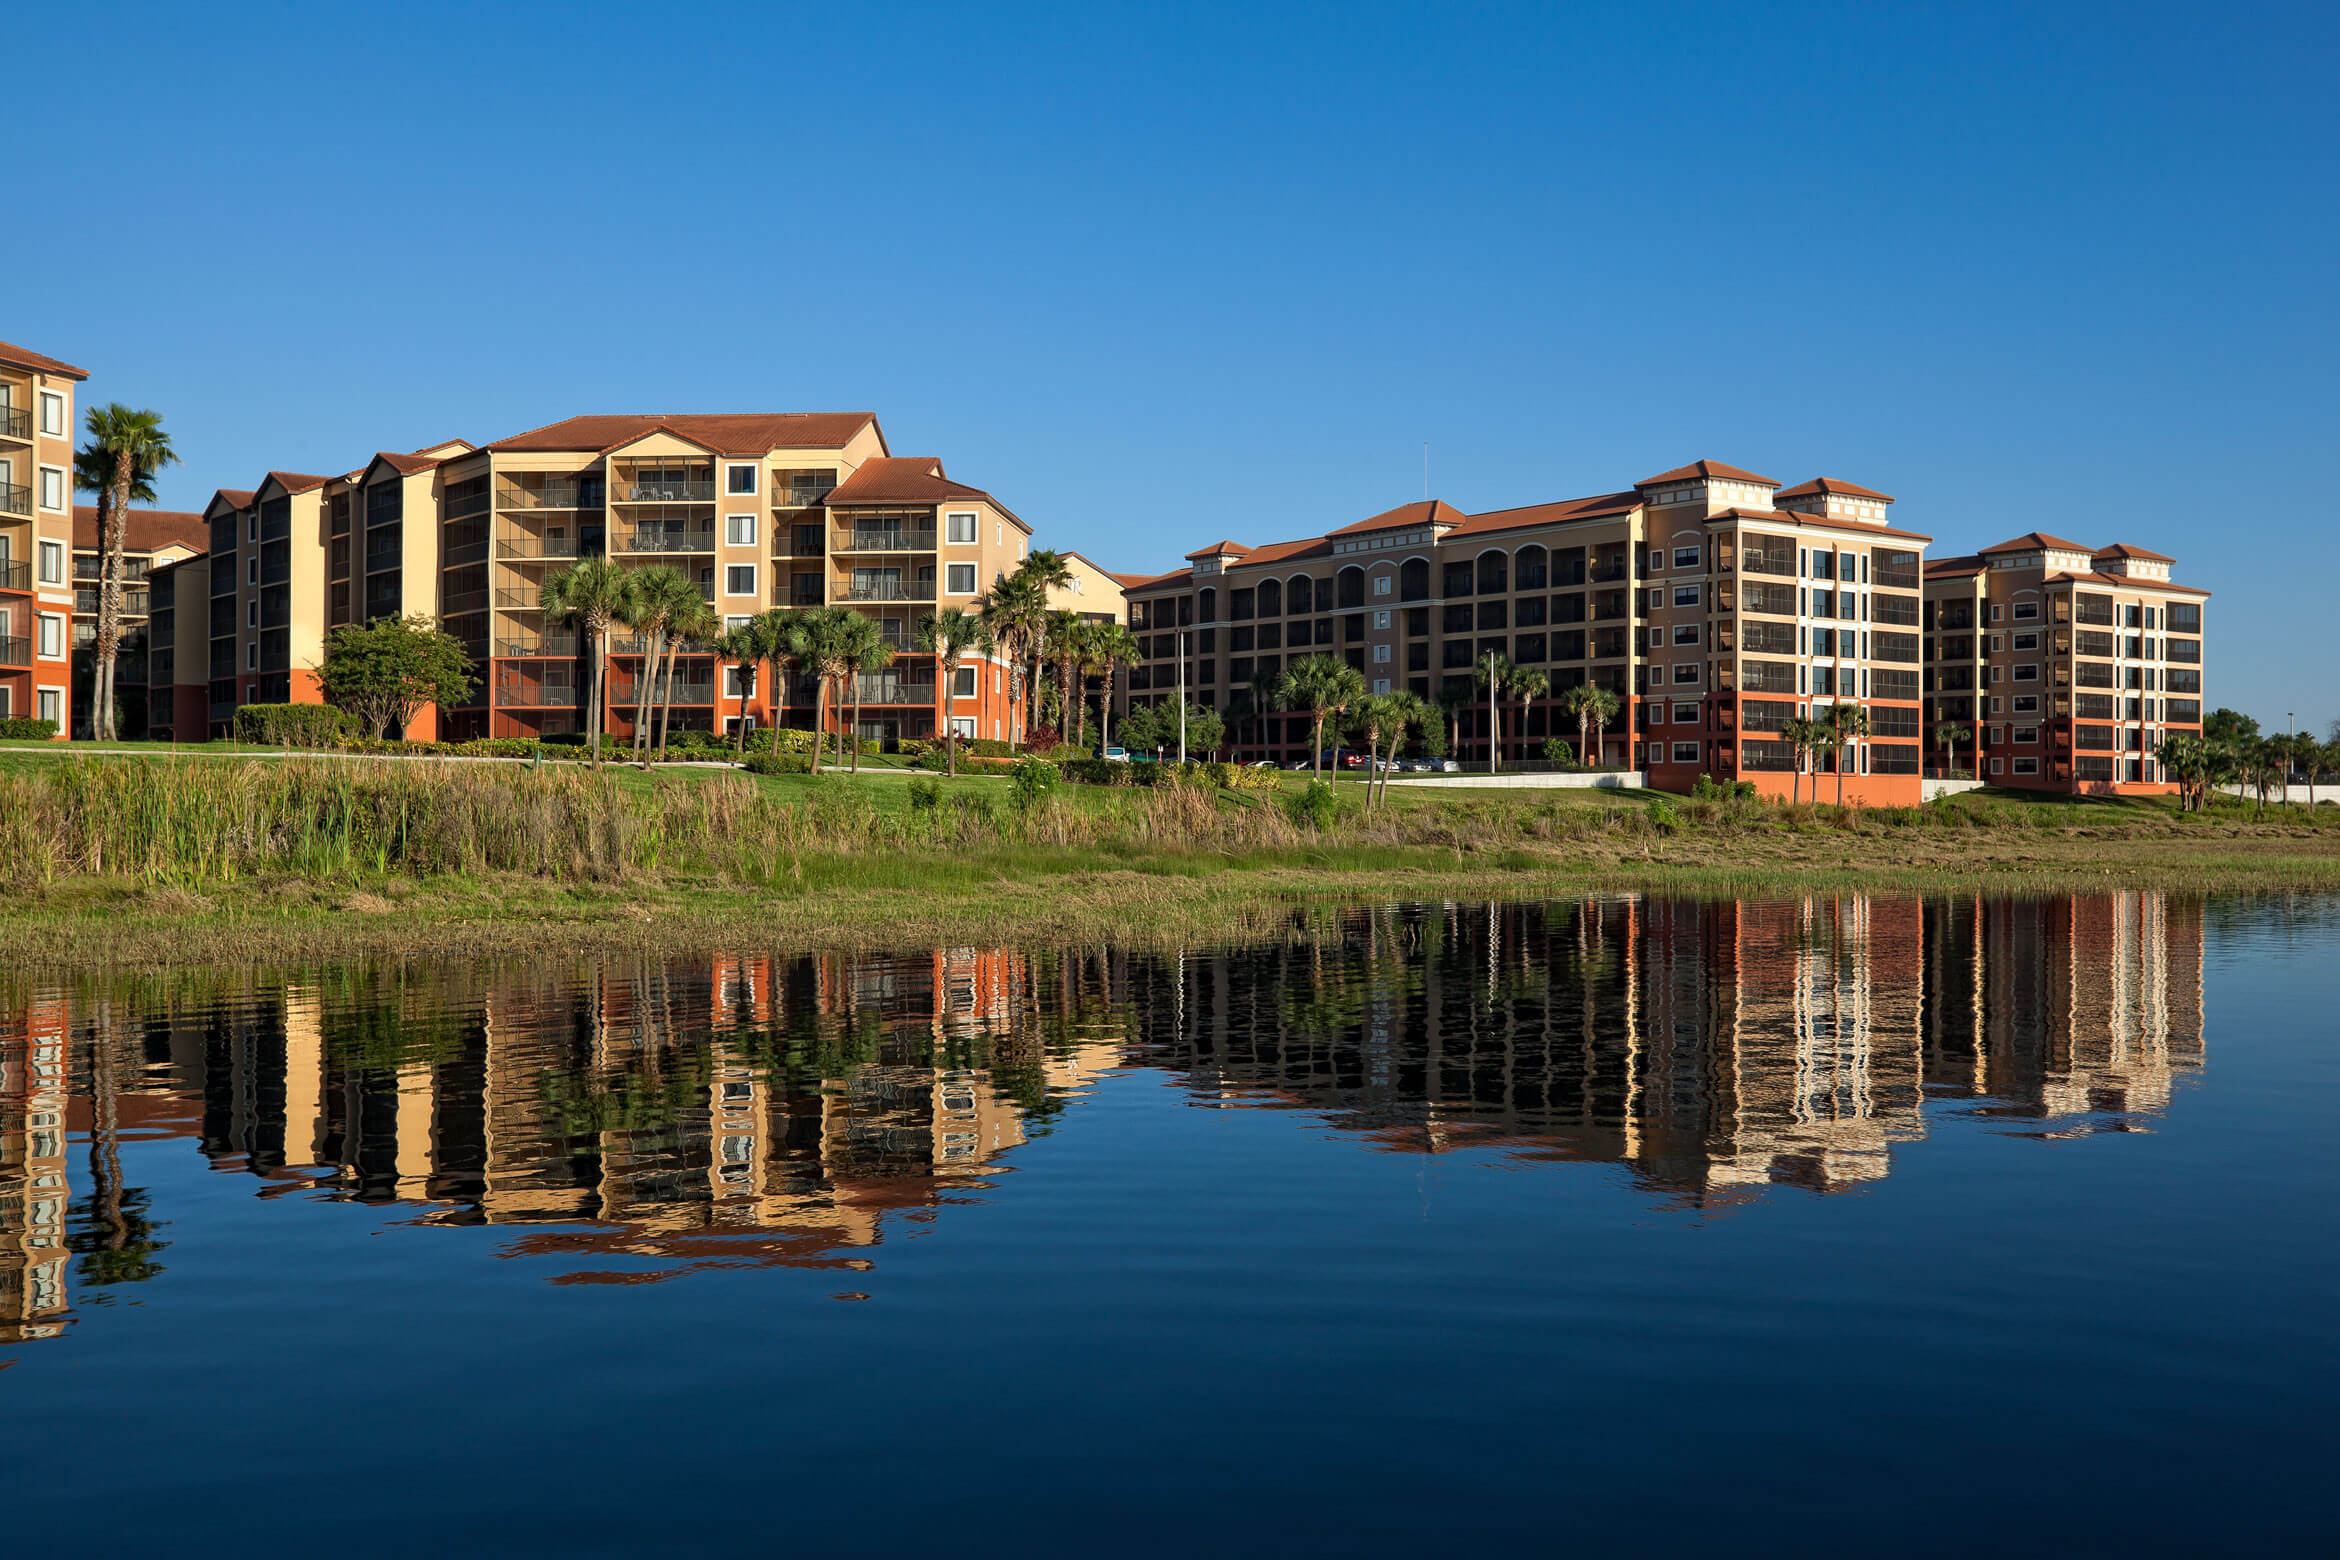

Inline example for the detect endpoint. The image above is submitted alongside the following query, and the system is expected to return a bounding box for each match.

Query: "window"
[725,564,756,597]
[1673,702,1700,724]
[247,600,258,627]
[1991,604,2004,622]
[1373,609,1390,629]
[1373,574,1392,596]
[37,612,64,658]
[945,563,977,594]
[1672,623,1700,646]
[1672,742,1701,763]
[951,667,976,697]
[248,557,259,584]
[1373,678,1391,695]
[37,539,65,584]
[2013,757,2039,775]
[1372,644,1390,663]
[38,688,60,725]
[2013,600,2039,620]
[2012,632,2037,650]
[1991,756,2004,775]
[246,642,258,669]
[726,512,757,546]
[2014,663,2038,682]
[1673,662,1701,684]
[2015,726,2038,744]
[946,512,977,544]
[722,665,750,698]
[1672,546,1701,569]
[1673,584,1701,608]
[725,464,758,495]
[38,392,66,436]
[2013,694,2039,713]
[38,467,65,512]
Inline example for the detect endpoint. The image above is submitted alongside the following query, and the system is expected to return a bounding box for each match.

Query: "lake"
[4,892,2335,1556]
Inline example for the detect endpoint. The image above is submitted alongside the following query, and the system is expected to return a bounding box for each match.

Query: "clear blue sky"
[15,1,2336,732]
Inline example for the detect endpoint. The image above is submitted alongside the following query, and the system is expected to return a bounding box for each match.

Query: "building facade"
[1923,533,2207,794]
[1117,460,1934,803]
[70,505,206,737]
[0,340,87,735]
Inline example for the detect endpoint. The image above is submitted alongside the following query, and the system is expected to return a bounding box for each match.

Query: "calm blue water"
[2,893,2334,1556]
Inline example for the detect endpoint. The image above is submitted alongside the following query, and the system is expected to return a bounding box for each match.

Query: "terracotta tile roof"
[1980,530,2091,555]
[1924,554,1986,578]
[825,455,993,506]
[0,338,90,381]
[259,471,337,496]
[1106,571,1165,589]
[1124,568,1195,592]
[371,451,444,476]
[2046,570,2210,597]
[1225,537,1333,568]
[484,412,879,457]
[1184,539,1250,559]
[2094,542,2175,563]
[1713,507,1934,544]
[72,506,209,554]
[1326,500,1466,538]
[1776,477,1894,502]
[1452,491,1640,537]
[1638,459,1778,488]
[210,489,255,511]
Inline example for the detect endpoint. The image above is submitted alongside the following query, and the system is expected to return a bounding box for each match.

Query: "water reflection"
[0,892,2207,1342]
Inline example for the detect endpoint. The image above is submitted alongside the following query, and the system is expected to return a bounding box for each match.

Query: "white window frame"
[724,463,759,496]
[1373,677,1392,695]
[1673,584,1701,608]
[951,667,977,698]
[1673,702,1700,724]
[2013,756,2039,775]
[1672,662,1701,684]
[1372,574,1393,596]
[945,512,977,545]
[1991,756,2004,775]
[1371,643,1391,663]
[38,687,60,725]
[1672,546,1702,569]
[247,642,257,669]
[724,563,757,598]
[1671,742,1700,763]
[950,714,976,739]
[36,539,65,585]
[726,511,758,546]
[37,466,66,513]
[945,563,978,595]
[1672,623,1700,646]
[36,611,66,659]
[2015,726,2039,744]
[1373,609,1391,629]
[38,392,66,437]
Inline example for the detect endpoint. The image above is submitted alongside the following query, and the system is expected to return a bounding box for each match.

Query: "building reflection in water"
[0,892,2206,1339]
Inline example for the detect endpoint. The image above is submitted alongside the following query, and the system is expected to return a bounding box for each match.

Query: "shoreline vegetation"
[2,752,2336,970]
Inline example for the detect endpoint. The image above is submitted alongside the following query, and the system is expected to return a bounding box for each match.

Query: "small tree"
[317,615,474,738]
[1825,701,1872,805]
[1933,722,1970,779]
[1276,655,1367,778]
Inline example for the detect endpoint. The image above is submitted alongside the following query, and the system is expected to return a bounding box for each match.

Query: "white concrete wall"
[1924,778,1987,801]
[1385,771,1650,791]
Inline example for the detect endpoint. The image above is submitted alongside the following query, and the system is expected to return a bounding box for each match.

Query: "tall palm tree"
[78,406,180,740]
[1563,683,1619,769]
[1472,653,1516,772]
[1014,551,1075,734]
[660,599,722,759]
[542,558,637,766]
[1434,680,1474,763]
[618,565,695,759]
[917,606,990,775]
[750,607,799,755]
[1825,701,1872,805]
[979,569,1049,748]
[792,606,858,774]
[1081,622,1140,755]
[1933,721,1969,780]
[1781,716,1816,804]
[1506,665,1550,767]
[1352,690,1430,808]
[1276,654,1367,779]
[711,622,764,755]
[1047,610,1086,748]
[841,611,894,773]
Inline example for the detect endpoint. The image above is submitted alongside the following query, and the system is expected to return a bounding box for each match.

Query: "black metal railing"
[834,528,937,553]
[0,481,31,518]
[837,580,936,603]
[0,405,30,440]
[0,560,27,592]
[0,634,29,666]
[618,480,715,503]
[496,537,583,559]
[616,530,716,553]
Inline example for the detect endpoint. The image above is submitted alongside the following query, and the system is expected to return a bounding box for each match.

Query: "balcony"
[496,481,598,511]
[774,485,836,509]
[0,634,28,666]
[611,680,715,706]
[834,527,937,553]
[495,684,582,708]
[497,634,578,658]
[0,560,26,592]
[618,480,715,504]
[780,580,824,608]
[0,405,28,441]
[836,579,936,603]
[0,481,29,518]
[616,529,716,554]
[497,537,584,561]
[852,674,937,705]
[443,589,490,615]
[494,587,545,610]
[1590,562,1630,583]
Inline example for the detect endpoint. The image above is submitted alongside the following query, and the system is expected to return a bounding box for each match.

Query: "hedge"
[0,718,59,740]
[232,703,356,746]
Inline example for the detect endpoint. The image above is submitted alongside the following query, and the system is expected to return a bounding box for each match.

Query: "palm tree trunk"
[943,668,958,777]
[590,622,609,765]
[1313,712,1325,778]
[810,679,827,774]
[658,635,681,759]
[849,677,862,773]
[100,457,135,740]
[766,656,784,755]
[631,634,655,757]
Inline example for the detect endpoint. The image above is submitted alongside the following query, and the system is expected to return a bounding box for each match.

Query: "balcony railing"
[780,581,824,607]
[496,537,584,560]
[0,634,29,666]
[775,485,836,509]
[616,530,717,553]
[496,482,598,511]
[618,480,715,503]
[0,560,27,592]
[852,675,938,705]
[495,685,582,707]
[494,587,544,609]
[0,405,29,440]
[443,589,490,615]
[834,528,937,553]
[496,635,579,658]
[836,579,936,603]
[610,680,716,706]
[1590,562,1629,582]
[0,481,30,518]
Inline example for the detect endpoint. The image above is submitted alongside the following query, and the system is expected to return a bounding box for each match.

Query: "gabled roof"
[1184,538,1249,559]
[72,506,208,554]
[2046,570,2210,597]
[370,450,445,476]
[1980,531,2091,555]
[261,471,336,496]
[1638,459,1778,488]
[1327,500,1466,538]
[2094,542,2175,562]
[1713,507,1934,544]
[1453,490,1640,538]
[1776,477,1894,502]
[1925,554,1987,579]
[0,339,89,381]
[206,489,255,515]
[484,412,881,457]
[1107,571,1165,589]
[824,454,1007,510]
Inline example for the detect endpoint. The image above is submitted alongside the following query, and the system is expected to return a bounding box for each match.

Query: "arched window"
[1258,577,1282,617]
[1337,565,1365,608]
[1477,550,1508,595]
[1199,587,1218,624]
[1515,545,1547,591]
[1400,558,1430,601]
[1287,574,1314,616]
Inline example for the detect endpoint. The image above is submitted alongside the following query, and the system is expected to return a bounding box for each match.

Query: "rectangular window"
[247,600,258,626]
[2014,664,2038,682]
[2013,757,2039,775]
[1991,756,2004,775]
[38,687,59,725]
[39,392,66,436]
[37,612,64,657]
[945,563,977,594]
[946,513,977,544]
[1673,702,1700,724]
[952,667,976,697]
[37,539,65,584]
[722,665,750,698]
[1372,644,1390,663]
[2012,632,2037,650]
[247,642,258,669]
[1672,584,1701,608]
[1672,546,1701,569]
[1671,742,1700,763]
[38,467,66,511]
[1373,678,1391,694]
[1672,623,1700,646]
[1373,574,1392,596]
[725,564,756,597]
[2013,600,2039,620]
[2013,694,2039,713]
[2015,726,2038,744]
[1672,662,1701,684]
[726,512,757,546]
[726,464,758,495]
[1373,609,1391,629]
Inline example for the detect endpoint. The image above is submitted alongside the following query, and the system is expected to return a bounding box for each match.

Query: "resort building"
[1116,460,1934,803]
[143,549,211,740]
[1923,534,2206,794]
[70,505,206,737]
[181,413,1045,745]
[0,340,88,735]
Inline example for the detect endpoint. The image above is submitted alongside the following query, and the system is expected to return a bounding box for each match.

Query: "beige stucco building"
[0,339,88,735]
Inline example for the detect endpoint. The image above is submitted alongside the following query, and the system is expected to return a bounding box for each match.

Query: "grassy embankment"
[0,747,2335,968]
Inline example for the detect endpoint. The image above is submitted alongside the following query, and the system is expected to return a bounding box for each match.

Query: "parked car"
[1101,747,1131,762]
[1242,759,1279,770]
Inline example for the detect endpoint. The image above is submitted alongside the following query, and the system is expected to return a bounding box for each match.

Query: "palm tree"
[1048,612,1094,751]
[1082,622,1140,755]
[1824,701,1872,805]
[78,406,180,740]
[1506,665,1550,767]
[1562,683,1622,769]
[711,623,764,756]
[660,599,721,759]
[750,607,799,755]
[1353,690,1429,808]
[979,569,1049,748]
[918,607,991,775]
[1472,653,1515,772]
[1276,654,1367,779]
[792,606,858,774]
[1015,551,1075,734]
[1933,721,1970,780]
[841,612,894,772]
[1806,719,1845,802]
[542,558,638,766]
[617,565,694,759]
[1434,680,1475,764]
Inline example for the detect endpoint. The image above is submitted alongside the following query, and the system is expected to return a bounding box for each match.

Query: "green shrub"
[1059,758,1126,786]
[1543,738,1575,766]
[1691,773,1720,801]
[1647,798,1681,832]
[451,738,545,760]
[1011,756,1061,803]
[0,718,59,740]
[233,703,356,747]
[742,750,811,776]
[1732,780,1759,802]
[967,738,1014,758]
[1287,778,1342,829]
[906,775,944,813]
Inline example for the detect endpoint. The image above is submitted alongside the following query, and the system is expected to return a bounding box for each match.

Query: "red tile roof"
[2094,542,2175,562]
[1451,491,1640,538]
[72,506,208,555]
[1980,531,2091,555]
[1184,539,1250,559]
[1638,459,1778,488]
[2046,570,2210,597]
[1106,571,1165,590]
[263,471,337,495]
[1326,500,1466,538]
[1713,507,1934,543]
[1924,554,1986,578]
[824,455,986,504]
[210,489,255,511]
[1776,477,1894,502]
[0,338,90,381]
[484,412,880,457]
[371,451,444,476]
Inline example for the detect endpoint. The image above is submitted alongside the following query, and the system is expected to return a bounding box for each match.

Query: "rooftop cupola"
[1635,459,1779,514]
[1774,477,1895,527]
